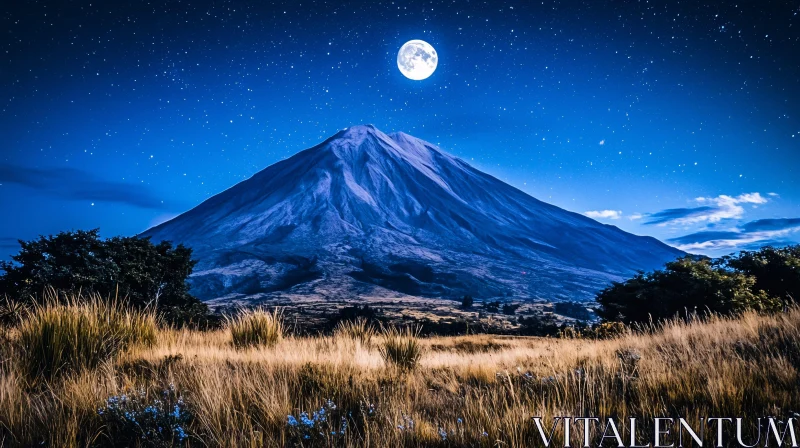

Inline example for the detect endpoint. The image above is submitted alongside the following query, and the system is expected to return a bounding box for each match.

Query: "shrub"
[596,257,781,324]
[0,229,211,326]
[553,301,593,320]
[98,384,191,447]
[558,326,582,339]
[588,321,628,340]
[16,294,157,384]
[227,307,284,349]
[460,295,474,309]
[484,301,500,312]
[518,314,561,337]
[333,317,376,346]
[501,303,520,315]
[379,326,423,370]
[720,245,800,305]
[336,304,380,322]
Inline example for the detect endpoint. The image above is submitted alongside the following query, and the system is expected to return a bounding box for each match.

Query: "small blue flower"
[287,415,299,427]
[300,412,314,427]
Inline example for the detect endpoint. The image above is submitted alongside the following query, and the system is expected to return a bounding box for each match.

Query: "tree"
[460,295,474,309]
[518,313,560,337]
[596,257,781,325]
[553,302,592,321]
[0,229,211,325]
[719,245,800,305]
[484,300,500,312]
[501,303,520,315]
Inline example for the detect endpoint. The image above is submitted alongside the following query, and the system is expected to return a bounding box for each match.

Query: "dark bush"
[461,295,474,309]
[719,245,800,305]
[587,321,628,340]
[554,301,593,321]
[596,257,781,325]
[0,229,211,326]
[337,304,379,321]
[502,303,520,315]
[484,300,500,312]
[517,314,560,337]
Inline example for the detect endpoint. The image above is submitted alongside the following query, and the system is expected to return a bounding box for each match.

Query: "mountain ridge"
[143,125,685,303]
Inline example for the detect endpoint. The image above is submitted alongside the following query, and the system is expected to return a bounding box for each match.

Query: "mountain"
[142,125,684,304]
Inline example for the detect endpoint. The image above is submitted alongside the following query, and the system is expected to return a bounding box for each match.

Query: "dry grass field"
[1,299,799,447]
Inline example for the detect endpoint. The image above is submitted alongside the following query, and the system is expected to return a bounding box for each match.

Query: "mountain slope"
[142,125,684,303]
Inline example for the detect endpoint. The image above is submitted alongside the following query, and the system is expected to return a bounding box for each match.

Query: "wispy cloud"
[644,206,717,226]
[585,210,622,220]
[670,218,800,252]
[741,218,800,233]
[0,164,168,210]
[644,193,768,226]
[0,237,19,249]
[669,231,743,246]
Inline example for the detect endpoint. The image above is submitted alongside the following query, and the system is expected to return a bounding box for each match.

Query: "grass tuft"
[16,294,157,385]
[333,317,376,346]
[378,325,424,371]
[227,307,284,349]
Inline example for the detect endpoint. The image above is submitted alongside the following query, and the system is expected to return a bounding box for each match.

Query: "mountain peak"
[143,125,684,303]
[335,124,382,140]
[330,126,438,157]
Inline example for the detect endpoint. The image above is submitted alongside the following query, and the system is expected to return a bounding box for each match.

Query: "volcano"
[142,125,684,304]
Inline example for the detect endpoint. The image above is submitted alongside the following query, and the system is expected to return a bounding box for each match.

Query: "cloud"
[628,213,644,221]
[585,210,622,220]
[669,231,743,246]
[644,193,768,226]
[644,206,717,225]
[670,218,800,252]
[0,164,167,210]
[0,237,19,249]
[740,218,800,233]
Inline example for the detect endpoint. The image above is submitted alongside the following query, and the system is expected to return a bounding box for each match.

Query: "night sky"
[2,0,799,260]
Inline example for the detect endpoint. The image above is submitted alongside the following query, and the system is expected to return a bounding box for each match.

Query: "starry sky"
[1,0,799,260]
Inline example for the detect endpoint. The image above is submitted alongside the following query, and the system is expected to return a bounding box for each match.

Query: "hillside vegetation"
[1,295,799,447]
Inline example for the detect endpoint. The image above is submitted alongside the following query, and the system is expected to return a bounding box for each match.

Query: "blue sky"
[1,0,798,260]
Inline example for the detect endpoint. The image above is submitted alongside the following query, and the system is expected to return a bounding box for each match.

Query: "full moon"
[397,40,438,81]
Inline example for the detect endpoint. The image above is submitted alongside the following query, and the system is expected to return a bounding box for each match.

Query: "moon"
[397,40,438,81]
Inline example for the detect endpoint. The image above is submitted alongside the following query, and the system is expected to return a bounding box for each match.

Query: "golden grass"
[227,307,284,349]
[378,325,423,371]
[333,318,376,347]
[15,295,157,386]
[0,306,799,446]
